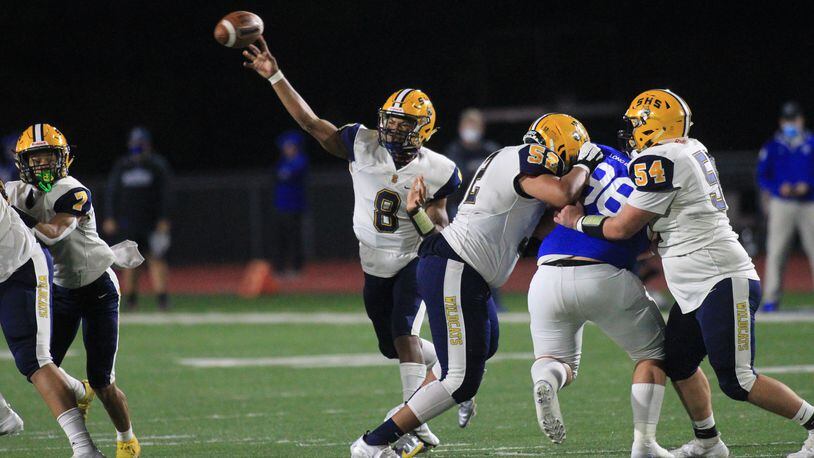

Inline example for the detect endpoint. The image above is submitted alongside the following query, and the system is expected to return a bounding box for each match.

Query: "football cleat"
[632,440,674,458]
[787,431,814,458]
[383,404,439,450]
[77,380,95,421]
[670,438,730,457]
[458,399,477,428]
[392,433,426,457]
[534,380,565,444]
[0,406,24,436]
[116,437,141,457]
[350,435,398,458]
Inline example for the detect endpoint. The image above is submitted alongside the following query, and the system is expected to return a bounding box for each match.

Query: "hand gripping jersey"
[339,124,461,277]
[625,138,758,313]
[0,196,37,283]
[442,144,557,287]
[6,177,117,289]
[538,144,648,270]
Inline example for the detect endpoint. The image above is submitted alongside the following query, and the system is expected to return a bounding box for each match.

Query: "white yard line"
[121,311,814,326]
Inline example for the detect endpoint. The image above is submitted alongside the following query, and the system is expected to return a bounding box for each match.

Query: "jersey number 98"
[374,189,401,233]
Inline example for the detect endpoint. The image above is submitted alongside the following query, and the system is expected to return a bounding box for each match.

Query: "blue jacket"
[757,131,814,201]
[273,153,308,212]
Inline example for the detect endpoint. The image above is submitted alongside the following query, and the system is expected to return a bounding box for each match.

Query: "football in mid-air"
[214,11,264,48]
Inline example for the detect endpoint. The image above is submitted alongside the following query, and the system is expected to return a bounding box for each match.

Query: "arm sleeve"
[53,187,92,216]
[432,167,462,200]
[625,154,678,215]
[338,123,361,162]
[105,160,123,219]
[756,143,776,193]
[518,144,561,177]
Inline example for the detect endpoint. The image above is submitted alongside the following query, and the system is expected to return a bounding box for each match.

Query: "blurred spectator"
[272,130,308,276]
[104,127,174,310]
[444,108,500,218]
[0,135,19,183]
[756,101,814,312]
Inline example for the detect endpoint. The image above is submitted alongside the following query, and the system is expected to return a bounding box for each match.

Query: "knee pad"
[665,358,698,382]
[717,371,754,401]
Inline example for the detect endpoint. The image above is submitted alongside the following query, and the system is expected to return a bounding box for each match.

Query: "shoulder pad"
[53,186,92,216]
[629,154,675,192]
[519,144,563,176]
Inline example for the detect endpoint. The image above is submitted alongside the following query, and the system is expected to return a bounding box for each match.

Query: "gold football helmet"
[523,113,590,169]
[15,123,73,192]
[378,89,437,163]
[619,89,692,153]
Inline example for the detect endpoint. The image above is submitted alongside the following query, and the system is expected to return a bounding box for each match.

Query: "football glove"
[574,142,604,172]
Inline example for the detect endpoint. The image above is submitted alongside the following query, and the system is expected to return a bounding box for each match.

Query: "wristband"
[12,206,38,228]
[267,71,285,85]
[575,214,608,240]
[408,207,435,237]
[572,164,590,173]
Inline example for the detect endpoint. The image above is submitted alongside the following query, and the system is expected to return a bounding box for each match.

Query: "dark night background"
[1,1,812,175]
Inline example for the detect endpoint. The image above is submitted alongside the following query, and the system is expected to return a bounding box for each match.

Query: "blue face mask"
[128,145,144,156]
[782,123,800,138]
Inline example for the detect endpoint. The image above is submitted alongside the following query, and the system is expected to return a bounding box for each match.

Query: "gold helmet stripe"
[33,123,43,142]
[392,88,414,108]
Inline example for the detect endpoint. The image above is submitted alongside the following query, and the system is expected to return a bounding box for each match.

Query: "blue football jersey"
[537,144,649,270]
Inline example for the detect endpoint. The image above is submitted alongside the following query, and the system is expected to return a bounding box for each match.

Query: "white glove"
[574,142,604,172]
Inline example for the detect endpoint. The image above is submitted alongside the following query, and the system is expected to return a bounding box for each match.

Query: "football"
[213,11,264,48]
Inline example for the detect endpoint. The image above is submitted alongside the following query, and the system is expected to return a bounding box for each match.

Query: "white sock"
[117,425,134,442]
[531,358,568,391]
[59,368,87,401]
[793,401,814,426]
[399,362,427,402]
[692,414,715,431]
[420,339,437,371]
[57,407,95,454]
[631,383,665,444]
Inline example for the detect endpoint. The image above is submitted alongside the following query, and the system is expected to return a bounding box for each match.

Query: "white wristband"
[573,164,590,173]
[267,71,284,85]
[574,216,585,233]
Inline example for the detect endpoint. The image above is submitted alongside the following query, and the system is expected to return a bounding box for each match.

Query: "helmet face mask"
[377,110,426,165]
[18,146,67,192]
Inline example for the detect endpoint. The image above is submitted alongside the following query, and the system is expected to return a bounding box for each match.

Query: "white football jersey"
[340,124,460,278]
[442,144,558,287]
[6,177,116,289]
[626,138,758,313]
[0,195,37,283]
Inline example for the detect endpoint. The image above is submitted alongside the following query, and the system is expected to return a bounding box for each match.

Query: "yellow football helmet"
[523,113,590,169]
[15,123,73,192]
[377,89,437,163]
[619,89,692,153]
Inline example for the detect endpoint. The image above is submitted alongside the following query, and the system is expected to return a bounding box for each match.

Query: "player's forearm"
[33,220,77,245]
[558,167,589,204]
[269,77,345,159]
[600,217,639,240]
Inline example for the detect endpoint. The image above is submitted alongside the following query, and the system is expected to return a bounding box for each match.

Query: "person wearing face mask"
[103,127,174,310]
[757,101,814,312]
[444,109,500,220]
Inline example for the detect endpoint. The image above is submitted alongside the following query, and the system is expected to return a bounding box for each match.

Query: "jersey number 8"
[374,189,401,233]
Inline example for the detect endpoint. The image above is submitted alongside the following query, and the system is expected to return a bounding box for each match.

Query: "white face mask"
[460,127,482,143]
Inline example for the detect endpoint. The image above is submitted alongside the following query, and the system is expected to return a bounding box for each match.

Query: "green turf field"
[1,293,813,457]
